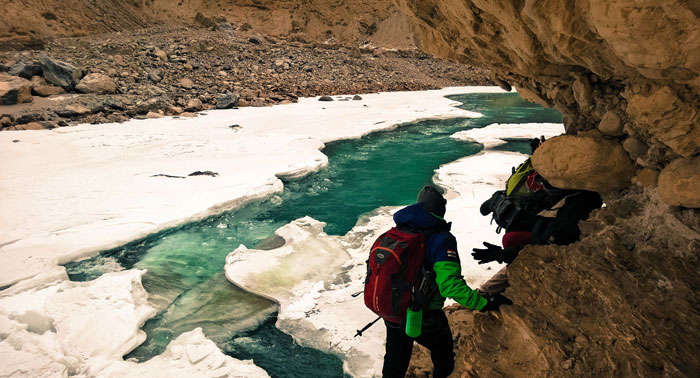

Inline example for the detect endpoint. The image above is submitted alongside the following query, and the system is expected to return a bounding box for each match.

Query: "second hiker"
[364,185,510,378]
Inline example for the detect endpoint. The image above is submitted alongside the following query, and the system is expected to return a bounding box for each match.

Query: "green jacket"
[429,260,487,310]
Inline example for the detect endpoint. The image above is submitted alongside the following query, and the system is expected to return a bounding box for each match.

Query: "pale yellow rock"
[658,157,700,208]
[626,86,699,158]
[532,135,635,193]
[76,73,117,94]
[598,111,623,136]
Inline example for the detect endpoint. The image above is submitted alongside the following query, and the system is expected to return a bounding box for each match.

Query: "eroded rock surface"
[397,1,700,376]
[399,0,698,208]
[532,135,635,193]
[409,190,700,377]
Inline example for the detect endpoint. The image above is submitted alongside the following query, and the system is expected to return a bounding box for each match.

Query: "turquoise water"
[65,93,561,377]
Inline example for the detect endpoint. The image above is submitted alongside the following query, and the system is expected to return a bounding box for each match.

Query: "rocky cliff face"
[399,0,698,203]
[0,0,417,49]
[398,1,699,376]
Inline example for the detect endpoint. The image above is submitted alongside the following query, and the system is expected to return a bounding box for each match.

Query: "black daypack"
[480,158,566,232]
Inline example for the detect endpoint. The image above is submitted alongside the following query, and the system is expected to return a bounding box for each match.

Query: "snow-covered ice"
[450,122,564,148]
[0,86,504,287]
[98,328,270,378]
[226,209,396,377]
[0,86,563,377]
[225,122,565,376]
[0,268,269,377]
[0,87,509,377]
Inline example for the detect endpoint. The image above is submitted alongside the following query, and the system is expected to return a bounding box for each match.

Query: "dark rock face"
[215,93,240,109]
[39,56,83,89]
[8,61,42,79]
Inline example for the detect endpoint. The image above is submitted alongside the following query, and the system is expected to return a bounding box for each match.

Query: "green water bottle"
[405,307,423,338]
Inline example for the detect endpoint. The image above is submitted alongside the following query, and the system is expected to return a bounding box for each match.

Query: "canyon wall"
[0,0,417,49]
[398,1,699,376]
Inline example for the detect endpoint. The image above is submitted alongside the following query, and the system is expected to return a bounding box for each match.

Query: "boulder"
[658,157,700,208]
[15,122,47,130]
[352,95,363,100]
[30,76,64,97]
[318,95,333,101]
[145,111,163,119]
[185,98,203,112]
[39,56,83,89]
[148,69,163,82]
[55,104,91,117]
[532,135,635,193]
[75,73,117,94]
[632,168,659,188]
[215,93,240,109]
[622,137,648,160]
[0,74,32,105]
[8,61,42,79]
[153,49,168,62]
[178,78,194,89]
[597,111,623,136]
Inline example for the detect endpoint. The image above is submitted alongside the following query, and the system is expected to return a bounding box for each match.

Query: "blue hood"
[393,203,450,231]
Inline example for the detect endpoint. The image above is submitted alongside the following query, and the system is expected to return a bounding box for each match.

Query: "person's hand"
[471,242,503,264]
[480,293,513,312]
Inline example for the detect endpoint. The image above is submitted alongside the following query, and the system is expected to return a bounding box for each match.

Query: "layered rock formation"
[398,1,699,376]
[399,0,698,205]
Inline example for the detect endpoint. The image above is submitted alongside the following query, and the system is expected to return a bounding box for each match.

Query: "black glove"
[471,242,504,264]
[472,242,522,265]
[480,293,513,312]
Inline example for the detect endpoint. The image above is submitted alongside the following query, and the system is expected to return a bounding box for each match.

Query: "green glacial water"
[65,93,561,377]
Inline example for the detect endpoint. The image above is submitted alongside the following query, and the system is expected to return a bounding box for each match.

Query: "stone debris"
[0,26,491,131]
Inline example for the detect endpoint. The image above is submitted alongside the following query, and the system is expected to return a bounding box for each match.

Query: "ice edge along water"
[224,122,565,377]
[0,87,505,377]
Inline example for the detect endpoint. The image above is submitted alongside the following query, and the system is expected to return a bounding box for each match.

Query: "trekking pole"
[354,316,382,337]
[351,290,364,297]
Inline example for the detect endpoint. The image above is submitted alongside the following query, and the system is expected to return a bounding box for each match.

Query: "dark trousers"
[382,309,455,378]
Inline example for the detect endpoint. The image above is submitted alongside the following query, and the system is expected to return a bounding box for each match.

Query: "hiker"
[364,186,510,378]
[473,137,603,294]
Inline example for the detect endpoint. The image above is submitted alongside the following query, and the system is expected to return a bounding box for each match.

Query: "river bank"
[0,25,492,131]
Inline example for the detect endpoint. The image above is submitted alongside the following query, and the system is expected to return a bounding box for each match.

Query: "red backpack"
[364,227,426,323]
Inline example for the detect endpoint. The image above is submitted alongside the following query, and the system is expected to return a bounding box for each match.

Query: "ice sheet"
[0,269,268,377]
[0,86,506,287]
[451,122,564,148]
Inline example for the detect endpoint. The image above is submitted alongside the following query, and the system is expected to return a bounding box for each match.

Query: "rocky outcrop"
[409,189,700,377]
[39,56,83,90]
[532,135,635,193]
[658,157,700,208]
[0,74,32,105]
[398,0,698,208]
[397,1,700,376]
